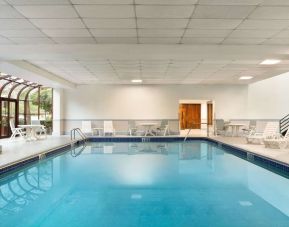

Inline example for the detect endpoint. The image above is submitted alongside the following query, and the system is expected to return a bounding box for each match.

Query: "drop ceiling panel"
[31,19,85,29]
[193,5,254,19]
[14,6,78,18]
[90,29,136,37]
[0,19,35,29]
[238,19,289,30]
[75,5,135,18]
[188,19,241,29]
[83,19,135,28]
[136,0,197,4]
[250,7,289,19]
[0,5,24,18]
[136,5,194,18]
[262,38,289,45]
[228,29,278,38]
[223,38,266,45]
[0,37,12,44]
[52,37,96,44]
[139,37,180,44]
[95,37,137,43]
[42,29,91,37]
[261,0,289,5]
[7,0,70,4]
[184,29,231,37]
[139,29,184,37]
[0,29,46,37]
[9,37,54,44]
[199,0,262,5]
[273,30,289,38]
[182,37,224,44]
[138,19,188,28]
[71,0,133,4]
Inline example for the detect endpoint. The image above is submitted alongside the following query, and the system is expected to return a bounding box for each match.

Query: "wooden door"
[179,104,201,129]
[207,103,213,126]
[0,98,18,138]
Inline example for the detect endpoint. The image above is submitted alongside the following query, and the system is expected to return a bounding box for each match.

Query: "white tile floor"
[212,136,289,166]
[0,136,73,169]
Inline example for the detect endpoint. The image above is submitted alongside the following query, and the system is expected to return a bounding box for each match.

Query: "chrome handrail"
[70,128,87,141]
[183,122,213,141]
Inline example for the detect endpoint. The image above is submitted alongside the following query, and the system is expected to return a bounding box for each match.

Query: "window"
[0,74,53,138]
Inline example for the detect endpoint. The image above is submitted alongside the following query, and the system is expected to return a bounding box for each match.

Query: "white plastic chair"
[31,120,47,139]
[81,121,93,135]
[103,121,115,136]
[246,122,279,144]
[264,129,289,149]
[82,121,104,136]
[128,120,138,136]
[156,120,169,136]
[9,120,25,140]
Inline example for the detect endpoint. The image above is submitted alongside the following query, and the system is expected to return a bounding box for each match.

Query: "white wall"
[62,84,248,120]
[52,88,64,135]
[248,72,289,119]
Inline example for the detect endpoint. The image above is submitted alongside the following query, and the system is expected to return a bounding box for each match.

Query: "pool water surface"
[1,141,289,227]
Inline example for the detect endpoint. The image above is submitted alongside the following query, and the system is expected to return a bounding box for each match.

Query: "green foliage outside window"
[30,88,53,133]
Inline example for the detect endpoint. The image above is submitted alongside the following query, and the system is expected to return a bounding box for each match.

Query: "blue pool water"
[1,141,289,227]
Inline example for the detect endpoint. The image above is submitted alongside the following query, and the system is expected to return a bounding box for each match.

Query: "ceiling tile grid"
[1,1,289,85]
[1,1,289,45]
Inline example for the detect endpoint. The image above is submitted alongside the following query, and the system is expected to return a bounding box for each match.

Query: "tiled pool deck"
[0,135,289,174]
[0,136,74,171]
[213,136,289,167]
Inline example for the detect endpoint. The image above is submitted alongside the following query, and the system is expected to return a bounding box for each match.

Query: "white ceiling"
[1,0,289,85]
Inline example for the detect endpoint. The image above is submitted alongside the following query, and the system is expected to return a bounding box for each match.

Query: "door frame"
[0,97,18,138]
[178,99,215,135]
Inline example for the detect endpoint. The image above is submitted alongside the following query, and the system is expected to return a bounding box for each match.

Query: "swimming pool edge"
[1,136,289,177]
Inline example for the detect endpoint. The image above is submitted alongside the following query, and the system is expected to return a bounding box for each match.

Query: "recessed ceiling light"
[239,76,253,80]
[260,59,281,65]
[131,79,142,83]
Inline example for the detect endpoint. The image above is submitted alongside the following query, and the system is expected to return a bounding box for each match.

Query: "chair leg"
[10,132,16,140]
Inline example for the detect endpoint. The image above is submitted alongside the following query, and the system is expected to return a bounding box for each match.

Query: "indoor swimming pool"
[1,140,289,227]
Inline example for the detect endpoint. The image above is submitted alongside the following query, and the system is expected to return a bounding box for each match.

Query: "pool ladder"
[70,128,88,142]
[184,123,211,141]
[71,143,87,157]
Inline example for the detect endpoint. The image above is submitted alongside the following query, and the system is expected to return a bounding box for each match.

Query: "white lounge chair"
[264,129,289,149]
[81,121,92,135]
[81,121,102,136]
[128,120,138,136]
[9,119,25,140]
[103,121,115,136]
[156,120,169,136]
[31,120,47,139]
[246,121,279,144]
[215,119,230,136]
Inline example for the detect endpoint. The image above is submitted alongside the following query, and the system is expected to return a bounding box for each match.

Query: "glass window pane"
[1,82,16,98]
[0,79,7,90]
[19,86,32,100]
[11,84,26,99]
[39,88,53,134]
[28,88,39,116]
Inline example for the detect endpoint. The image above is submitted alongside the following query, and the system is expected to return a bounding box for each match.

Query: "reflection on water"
[0,161,53,216]
[86,142,169,155]
[1,141,289,227]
